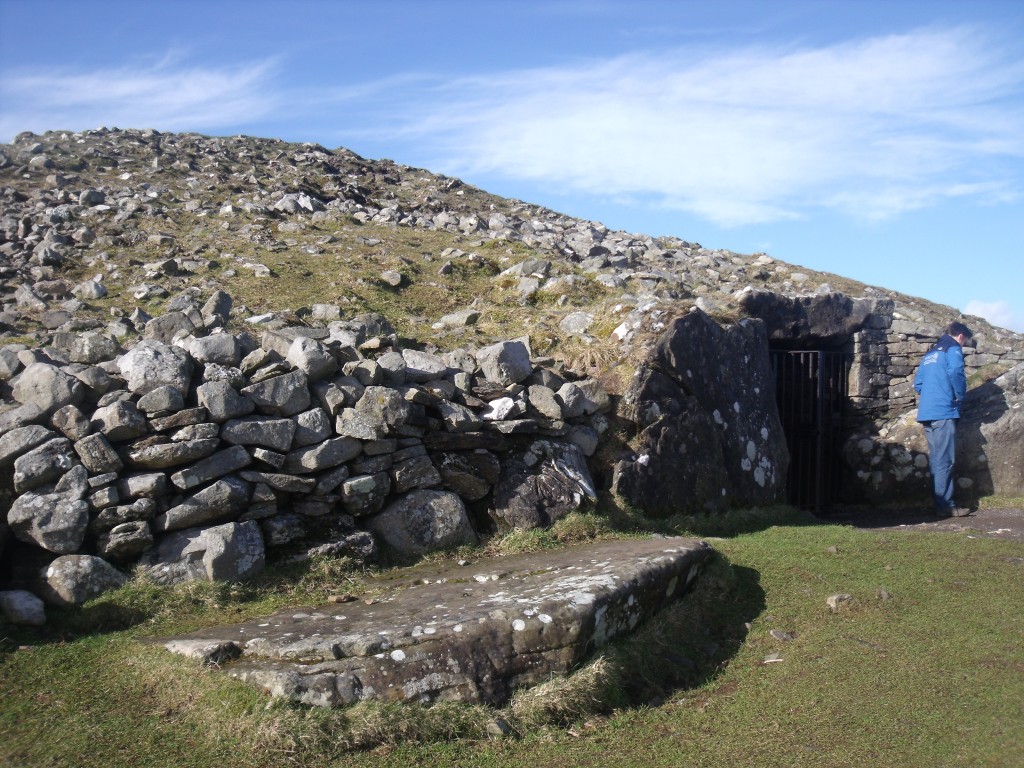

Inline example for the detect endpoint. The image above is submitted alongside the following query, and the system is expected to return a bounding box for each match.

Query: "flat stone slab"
[159,536,712,707]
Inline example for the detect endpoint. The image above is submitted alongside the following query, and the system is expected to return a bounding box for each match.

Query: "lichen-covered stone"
[37,555,127,607]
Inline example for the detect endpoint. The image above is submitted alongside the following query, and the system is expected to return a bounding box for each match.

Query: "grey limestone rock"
[11,362,84,414]
[8,487,89,554]
[159,537,714,708]
[37,555,127,607]
[365,489,476,559]
[149,407,209,432]
[117,339,193,395]
[435,400,482,433]
[52,330,119,364]
[527,384,564,420]
[190,333,241,367]
[433,450,500,501]
[284,436,362,474]
[97,521,154,562]
[137,385,185,414]
[90,498,158,533]
[259,512,309,547]
[374,352,405,386]
[143,311,196,343]
[13,437,79,493]
[117,472,169,499]
[91,399,148,441]
[241,369,311,416]
[221,415,296,452]
[74,432,125,474]
[491,440,597,530]
[0,590,46,626]
[202,290,233,322]
[50,404,92,440]
[0,424,55,466]
[355,385,410,433]
[612,309,787,516]
[239,470,316,494]
[401,349,450,383]
[196,380,256,422]
[140,520,265,585]
[170,445,252,490]
[286,336,337,381]
[292,407,331,447]
[123,437,220,469]
[390,454,442,493]
[339,472,391,516]
[157,475,253,531]
[0,347,24,381]
[476,339,533,385]
[555,382,587,419]
[0,405,44,437]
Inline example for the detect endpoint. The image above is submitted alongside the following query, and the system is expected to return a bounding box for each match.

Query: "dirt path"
[824,506,1024,543]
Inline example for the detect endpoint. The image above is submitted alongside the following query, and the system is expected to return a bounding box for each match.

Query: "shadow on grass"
[508,553,765,731]
[608,557,765,708]
[605,501,821,540]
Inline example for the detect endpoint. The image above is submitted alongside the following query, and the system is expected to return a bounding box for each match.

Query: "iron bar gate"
[770,350,851,513]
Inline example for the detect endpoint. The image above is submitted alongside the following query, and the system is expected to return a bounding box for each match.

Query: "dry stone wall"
[0,300,608,613]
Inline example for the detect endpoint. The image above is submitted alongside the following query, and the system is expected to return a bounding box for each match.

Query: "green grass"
[2,507,1022,767]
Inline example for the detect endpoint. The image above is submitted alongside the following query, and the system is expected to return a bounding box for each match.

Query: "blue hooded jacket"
[913,334,967,421]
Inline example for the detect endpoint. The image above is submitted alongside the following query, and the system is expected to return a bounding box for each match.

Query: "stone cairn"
[0,295,609,625]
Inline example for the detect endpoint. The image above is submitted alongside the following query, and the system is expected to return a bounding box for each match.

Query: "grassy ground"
[2,505,1022,768]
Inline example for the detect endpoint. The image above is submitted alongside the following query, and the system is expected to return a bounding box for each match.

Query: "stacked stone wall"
[842,310,1024,505]
[0,303,606,611]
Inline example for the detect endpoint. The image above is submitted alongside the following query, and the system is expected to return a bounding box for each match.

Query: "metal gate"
[770,350,851,513]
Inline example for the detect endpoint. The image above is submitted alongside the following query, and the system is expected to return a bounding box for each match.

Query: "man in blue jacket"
[913,321,974,516]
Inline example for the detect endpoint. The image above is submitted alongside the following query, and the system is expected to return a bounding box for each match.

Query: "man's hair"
[946,321,973,339]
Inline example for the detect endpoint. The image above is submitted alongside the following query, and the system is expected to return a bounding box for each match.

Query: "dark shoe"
[937,506,973,518]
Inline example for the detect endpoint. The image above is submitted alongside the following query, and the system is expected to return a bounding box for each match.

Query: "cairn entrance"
[770,348,851,513]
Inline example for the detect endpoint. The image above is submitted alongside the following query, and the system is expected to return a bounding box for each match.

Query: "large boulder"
[476,339,533,385]
[286,337,337,381]
[241,369,311,416]
[8,486,89,554]
[0,589,46,626]
[37,555,127,607]
[117,340,193,395]
[11,363,84,415]
[196,380,256,422]
[12,437,79,493]
[0,425,56,466]
[364,489,476,559]
[190,334,241,367]
[612,309,788,516]
[491,440,597,530]
[140,520,265,585]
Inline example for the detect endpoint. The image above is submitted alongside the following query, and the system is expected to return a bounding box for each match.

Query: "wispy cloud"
[0,54,280,141]
[964,300,1024,333]
[367,26,1024,226]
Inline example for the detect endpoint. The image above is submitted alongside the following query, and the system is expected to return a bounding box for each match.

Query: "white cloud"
[376,26,1024,227]
[0,56,279,141]
[964,300,1024,333]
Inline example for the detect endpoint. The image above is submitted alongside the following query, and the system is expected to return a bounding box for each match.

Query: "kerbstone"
[162,537,713,707]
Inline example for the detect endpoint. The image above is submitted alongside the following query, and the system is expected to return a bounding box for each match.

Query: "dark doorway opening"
[770,349,851,513]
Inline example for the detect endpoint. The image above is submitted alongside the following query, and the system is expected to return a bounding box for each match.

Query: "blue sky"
[2,0,1023,331]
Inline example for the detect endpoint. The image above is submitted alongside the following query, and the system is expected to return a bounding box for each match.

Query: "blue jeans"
[923,419,957,509]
